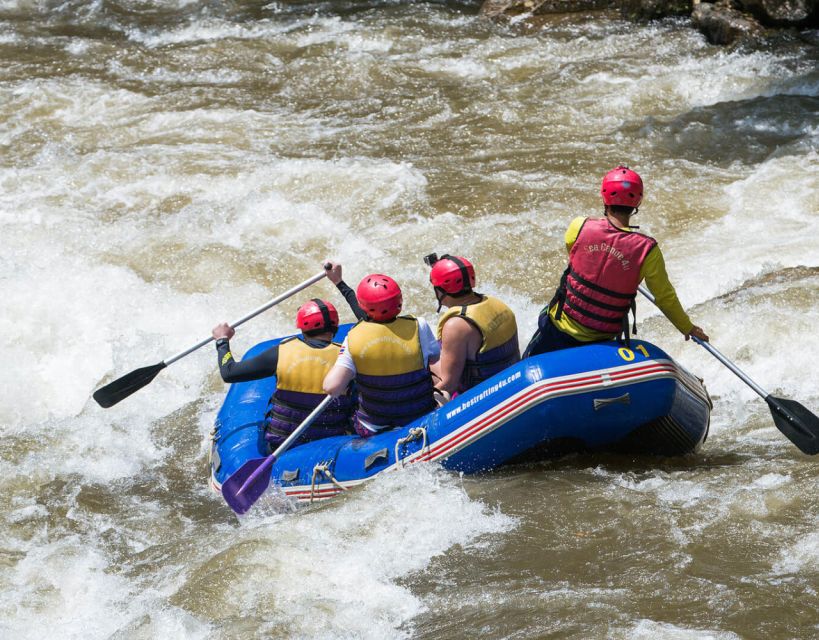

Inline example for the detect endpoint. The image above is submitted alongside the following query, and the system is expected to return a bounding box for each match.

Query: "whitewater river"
[1,1,817,638]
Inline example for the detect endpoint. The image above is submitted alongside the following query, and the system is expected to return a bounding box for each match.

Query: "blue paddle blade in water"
[221,456,275,515]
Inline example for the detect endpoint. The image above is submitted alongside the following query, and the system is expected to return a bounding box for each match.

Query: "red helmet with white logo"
[601,166,644,208]
[356,274,402,322]
[295,299,339,333]
[429,254,476,296]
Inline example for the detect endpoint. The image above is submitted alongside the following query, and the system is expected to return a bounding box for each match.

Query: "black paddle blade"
[767,396,819,455]
[92,362,167,408]
[222,457,272,515]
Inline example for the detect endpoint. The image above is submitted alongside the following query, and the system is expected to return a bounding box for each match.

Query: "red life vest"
[552,217,657,338]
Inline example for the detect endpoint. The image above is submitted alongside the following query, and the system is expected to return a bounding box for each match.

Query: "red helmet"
[295,298,339,333]
[429,254,475,295]
[356,274,402,322]
[601,166,643,208]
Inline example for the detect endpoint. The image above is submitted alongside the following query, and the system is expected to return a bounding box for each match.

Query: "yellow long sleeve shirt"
[548,216,694,342]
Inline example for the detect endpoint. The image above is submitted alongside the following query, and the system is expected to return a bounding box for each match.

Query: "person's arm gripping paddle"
[92,266,331,408]
[638,285,817,455]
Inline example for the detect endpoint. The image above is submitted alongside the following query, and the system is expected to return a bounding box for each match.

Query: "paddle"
[93,266,331,408]
[222,395,335,514]
[638,285,819,455]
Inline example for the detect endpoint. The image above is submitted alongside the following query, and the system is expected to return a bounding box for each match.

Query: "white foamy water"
[0,464,512,639]
[1,1,817,638]
[224,466,514,638]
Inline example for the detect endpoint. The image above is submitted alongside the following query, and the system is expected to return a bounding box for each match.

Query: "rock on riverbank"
[480,0,818,45]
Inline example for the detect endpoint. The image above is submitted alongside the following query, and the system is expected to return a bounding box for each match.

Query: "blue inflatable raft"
[210,324,711,504]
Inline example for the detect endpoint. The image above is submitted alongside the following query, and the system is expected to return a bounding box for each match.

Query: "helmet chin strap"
[605,207,640,230]
[434,287,446,312]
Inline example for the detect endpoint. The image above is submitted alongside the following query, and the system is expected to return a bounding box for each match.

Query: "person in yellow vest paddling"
[323,273,441,437]
[524,166,709,357]
[212,298,356,449]
[424,253,520,402]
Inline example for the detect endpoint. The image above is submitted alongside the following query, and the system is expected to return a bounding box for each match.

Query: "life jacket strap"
[562,297,626,328]
[549,265,571,321]
[568,268,636,300]
[360,400,437,422]
[565,278,633,312]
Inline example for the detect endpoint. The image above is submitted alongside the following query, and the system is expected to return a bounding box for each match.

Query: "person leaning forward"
[323,273,440,437]
[524,165,709,358]
[212,298,356,450]
[425,253,520,402]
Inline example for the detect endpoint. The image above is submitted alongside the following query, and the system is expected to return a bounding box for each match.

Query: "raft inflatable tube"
[210,324,711,504]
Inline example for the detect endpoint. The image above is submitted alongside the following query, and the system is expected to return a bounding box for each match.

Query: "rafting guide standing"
[524,166,709,357]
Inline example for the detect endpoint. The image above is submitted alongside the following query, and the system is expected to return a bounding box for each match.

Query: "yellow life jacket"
[266,337,354,447]
[347,316,425,376]
[437,295,518,353]
[346,317,435,428]
[437,295,520,391]
[275,336,342,394]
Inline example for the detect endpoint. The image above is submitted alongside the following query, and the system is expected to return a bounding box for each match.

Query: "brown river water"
[1,1,817,638]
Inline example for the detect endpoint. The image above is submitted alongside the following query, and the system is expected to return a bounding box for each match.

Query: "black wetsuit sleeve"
[336,280,368,321]
[216,340,280,383]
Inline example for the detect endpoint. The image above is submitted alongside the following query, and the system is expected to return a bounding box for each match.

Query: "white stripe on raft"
[211,358,706,502]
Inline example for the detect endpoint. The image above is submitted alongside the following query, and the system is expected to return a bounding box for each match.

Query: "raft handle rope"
[309,461,347,503]
[395,427,429,468]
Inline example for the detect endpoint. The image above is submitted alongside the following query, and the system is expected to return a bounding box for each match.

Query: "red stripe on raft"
[419,364,676,461]
[284,486,347,499]
[415,363,677,463]
[277,360,681,501]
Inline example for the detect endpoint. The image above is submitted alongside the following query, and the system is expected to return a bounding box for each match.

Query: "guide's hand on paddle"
[638,284,817,454]
[212,323,235,341]
[325,261,343,285]
[686,325,709,342]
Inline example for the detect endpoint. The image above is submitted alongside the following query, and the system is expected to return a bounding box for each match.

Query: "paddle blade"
[92,362,167,408]
[767,396,819,455]
[221,456,275,515]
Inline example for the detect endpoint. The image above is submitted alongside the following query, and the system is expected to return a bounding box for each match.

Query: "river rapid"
[1,1,817,638]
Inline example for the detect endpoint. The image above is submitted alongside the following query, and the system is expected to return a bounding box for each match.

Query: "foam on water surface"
[1,3,817,638]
